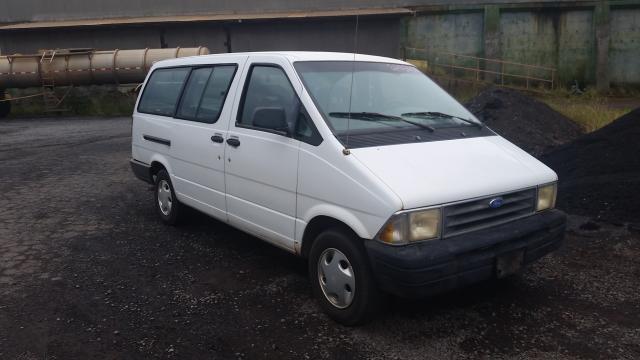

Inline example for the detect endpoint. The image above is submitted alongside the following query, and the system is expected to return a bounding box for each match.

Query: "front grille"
[442,188,536,237]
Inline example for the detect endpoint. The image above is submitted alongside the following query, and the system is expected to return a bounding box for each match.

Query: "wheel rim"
[317,248,355,309]
[157,179,173,216]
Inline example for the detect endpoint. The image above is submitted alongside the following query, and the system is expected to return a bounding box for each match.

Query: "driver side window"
[237,64,322,145]
[238,65,297,132]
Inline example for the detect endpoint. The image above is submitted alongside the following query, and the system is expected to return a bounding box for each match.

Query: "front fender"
[297,201,391,246]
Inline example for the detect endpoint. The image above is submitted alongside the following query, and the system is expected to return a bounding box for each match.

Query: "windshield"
[294,61,480,135]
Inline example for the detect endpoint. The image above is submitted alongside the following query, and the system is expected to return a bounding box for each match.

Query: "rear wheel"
[154,169,182,225]
[309,228,385,325]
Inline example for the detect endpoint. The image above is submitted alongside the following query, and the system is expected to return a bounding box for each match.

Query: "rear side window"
[176,68,212,119]
[138,68,190,116]
[195,66,237,122]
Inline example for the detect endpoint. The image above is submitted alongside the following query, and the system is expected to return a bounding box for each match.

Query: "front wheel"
[309,228,385,325]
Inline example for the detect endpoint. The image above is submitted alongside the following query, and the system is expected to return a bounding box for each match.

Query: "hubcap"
[317,248,355,309]
[157,179,173,216]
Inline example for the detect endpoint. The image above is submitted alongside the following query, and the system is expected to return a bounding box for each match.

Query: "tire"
[309,228,385,325]
[154,169,183,225]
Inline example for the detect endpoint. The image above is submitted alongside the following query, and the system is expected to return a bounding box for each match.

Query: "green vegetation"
[537,87,637,132]
[445,82,638,132]
[64,86,137,116]
[447,82,487,104]
[8,85,136,118]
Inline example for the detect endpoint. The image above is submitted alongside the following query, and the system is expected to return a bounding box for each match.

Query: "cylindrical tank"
[0,47,210,89]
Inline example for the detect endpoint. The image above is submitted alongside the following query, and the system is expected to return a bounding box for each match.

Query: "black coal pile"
[465,88,584,156]
[541,108,640,223]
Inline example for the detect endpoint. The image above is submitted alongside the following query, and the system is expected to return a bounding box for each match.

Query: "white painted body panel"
[131,112,174,173]
[224,128,301,251]
[350,136,558,210]
[223,54,303,252]
[169,55,248,221]
[132,55,249,222]
[131,51,558,256]
[295,138,402,241]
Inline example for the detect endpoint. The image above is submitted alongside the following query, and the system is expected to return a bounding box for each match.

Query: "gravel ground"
[0,117,638,359]
[541,108,640,223]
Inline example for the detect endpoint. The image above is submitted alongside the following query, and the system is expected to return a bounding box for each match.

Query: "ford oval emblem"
[489,197,504,209]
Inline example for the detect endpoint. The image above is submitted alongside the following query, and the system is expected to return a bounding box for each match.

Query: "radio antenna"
[345,14,359,152]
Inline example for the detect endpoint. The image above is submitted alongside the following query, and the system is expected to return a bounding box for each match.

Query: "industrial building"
[0,0,639,90]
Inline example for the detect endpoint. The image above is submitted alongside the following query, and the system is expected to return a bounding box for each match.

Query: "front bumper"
[364,209,566,298]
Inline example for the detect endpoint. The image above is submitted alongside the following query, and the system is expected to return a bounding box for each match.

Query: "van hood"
[350,135,557,210]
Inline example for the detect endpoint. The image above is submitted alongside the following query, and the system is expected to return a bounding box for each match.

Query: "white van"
[130,52,566,325]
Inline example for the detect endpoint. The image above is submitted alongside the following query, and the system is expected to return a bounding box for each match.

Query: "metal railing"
[402,47,557,92]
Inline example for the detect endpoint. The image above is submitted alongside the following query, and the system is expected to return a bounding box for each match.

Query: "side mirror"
[252,107,290,135]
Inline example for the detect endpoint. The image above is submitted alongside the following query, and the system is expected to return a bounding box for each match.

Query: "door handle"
[143,135,171,146]
[226,138,241,147]
[211,135,224,143]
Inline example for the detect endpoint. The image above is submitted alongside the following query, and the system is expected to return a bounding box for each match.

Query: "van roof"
[153,51,409,68]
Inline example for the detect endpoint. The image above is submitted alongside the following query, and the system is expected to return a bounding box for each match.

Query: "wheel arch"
[148,154,173,183]
[149,161,165,183]
[300,215,364,259]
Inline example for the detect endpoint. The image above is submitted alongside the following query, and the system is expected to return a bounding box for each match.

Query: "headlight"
[537,183,557,212]
[377,208,441,245]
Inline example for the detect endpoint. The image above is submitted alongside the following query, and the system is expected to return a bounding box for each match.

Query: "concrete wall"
[406,11,484,56]
[498,9,595,84]
[610,7,640,85]
[403,2,640,89]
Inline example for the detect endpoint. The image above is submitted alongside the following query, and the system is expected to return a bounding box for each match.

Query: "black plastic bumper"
[130,159,153,184]
[364,209,566,298]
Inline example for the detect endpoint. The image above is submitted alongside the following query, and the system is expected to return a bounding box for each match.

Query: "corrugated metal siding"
[0,8,411,30]
[0,0,587,23]
[0,17,401,58]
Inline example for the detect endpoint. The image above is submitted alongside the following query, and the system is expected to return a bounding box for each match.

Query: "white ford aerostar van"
[130,52,566,325]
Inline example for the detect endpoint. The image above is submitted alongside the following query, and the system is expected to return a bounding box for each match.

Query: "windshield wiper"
[402,111,484,129]
[329,112,435,132]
